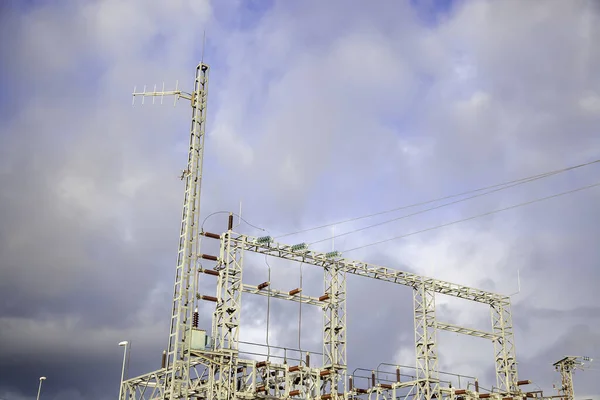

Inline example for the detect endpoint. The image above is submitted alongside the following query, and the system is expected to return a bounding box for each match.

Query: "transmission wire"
[308,172,556,245]
[276,158,600,240]
[342,181,600,253]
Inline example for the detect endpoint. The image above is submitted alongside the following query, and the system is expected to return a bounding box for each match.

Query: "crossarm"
[230,234,509,305]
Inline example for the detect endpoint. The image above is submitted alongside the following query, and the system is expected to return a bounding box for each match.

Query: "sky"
[0,0,599,399]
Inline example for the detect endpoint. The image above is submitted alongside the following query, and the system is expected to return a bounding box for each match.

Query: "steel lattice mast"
[553,356,593,400]
[130,62,210,400]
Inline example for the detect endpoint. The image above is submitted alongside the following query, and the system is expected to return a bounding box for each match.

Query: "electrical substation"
[121,61,594,400]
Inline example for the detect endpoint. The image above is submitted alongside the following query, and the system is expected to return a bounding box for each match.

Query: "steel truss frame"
[124,61,523,400]
[121,231,522,400]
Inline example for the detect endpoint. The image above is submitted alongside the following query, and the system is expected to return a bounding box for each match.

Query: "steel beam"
[231,234,508,305]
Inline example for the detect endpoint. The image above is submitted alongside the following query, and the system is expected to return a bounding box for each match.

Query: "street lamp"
[117,341,129,400]
[36,376,46,400]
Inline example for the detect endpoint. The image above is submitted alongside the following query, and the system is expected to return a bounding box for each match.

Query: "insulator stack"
[396,367,400,382]
[203,231,221,239]
[305,352,310,367]
[228,213,233,230]
[348,376,353,390]
[319,293,330,302]
[289,288,302,296]
[371,371,376,387]
[193,308,199,328]
[203,269,219,276]
[161,350,166,369]
[475,380,479,392]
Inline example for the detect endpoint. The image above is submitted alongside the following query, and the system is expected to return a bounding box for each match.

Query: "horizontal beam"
[436,321,500,341]
[230,234,509,305]
[242,284,325,306]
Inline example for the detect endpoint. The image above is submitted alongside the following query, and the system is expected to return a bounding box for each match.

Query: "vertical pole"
[322,260,347,398]
[490,299,518,394]
[119,345,128,400]
[413,278,439,400]
[211,231,244,400]
[36,378,45,400]
[165,62,210,400]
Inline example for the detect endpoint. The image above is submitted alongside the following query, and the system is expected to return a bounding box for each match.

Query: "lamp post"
[118,341,129,400]
[36,376,46,400]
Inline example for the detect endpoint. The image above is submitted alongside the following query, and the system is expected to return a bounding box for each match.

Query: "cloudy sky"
[1,0,599,399]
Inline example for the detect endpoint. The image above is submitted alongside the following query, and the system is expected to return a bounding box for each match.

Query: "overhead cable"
[276,158,600,240]
[342,181,600,253]
[308,172,556,245]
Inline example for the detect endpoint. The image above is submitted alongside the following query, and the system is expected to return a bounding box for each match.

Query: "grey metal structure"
[130,62,210,400]
[122,61,531,400]
[552,356,593,400]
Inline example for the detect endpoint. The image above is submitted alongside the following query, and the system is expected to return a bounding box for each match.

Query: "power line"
[308,173,556,245]
[275,158,600,240]
[342,181,600,253]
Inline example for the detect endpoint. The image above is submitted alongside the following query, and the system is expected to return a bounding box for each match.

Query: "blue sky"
[0,1,599,399]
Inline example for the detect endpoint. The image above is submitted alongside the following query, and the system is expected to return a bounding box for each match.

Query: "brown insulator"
[321,394,332,400]
[289,390,301,397]
[348,376,353,390]
[289,365,300,373]
[201,254,218,261]
[289,288,302,296]
[203,232,221,240]
[305,353,310,367]
[525,393,535,398]
[319,293,330,302]
[503,397,514,400]
[193,308,199,328]
[201,295,218,302]
[203,269,219,276]
[161,350,166,369]
[380,384,392,390]
[237,367,244,373]
[455,390,466,395]
[475,380,479,392]
[371,371,376,387]
[228,213,233,230]
[356,388,368,394]
[256,361,267,368]
[396,367,401,382]
[479,394,490,399]
[517,380,532,386]
[256,385,265,393]
[320,369,331,377]
[257,282,269,290]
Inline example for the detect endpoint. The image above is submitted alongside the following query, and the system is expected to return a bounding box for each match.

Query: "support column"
[323,261,347,398]
[413,278,440,400]
[210,231,244,400]
[164,62,210,400]
[490,300,518,394]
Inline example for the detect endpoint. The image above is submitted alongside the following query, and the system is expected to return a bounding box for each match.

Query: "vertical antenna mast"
[131,61,210,400]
